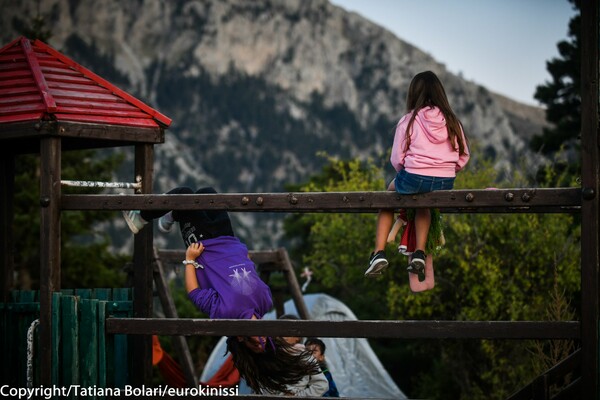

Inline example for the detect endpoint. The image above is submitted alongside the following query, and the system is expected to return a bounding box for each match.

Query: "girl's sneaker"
[122,210,147,234]
[365,250,388,277]
[407,250,426,282]
[158,211,175,233]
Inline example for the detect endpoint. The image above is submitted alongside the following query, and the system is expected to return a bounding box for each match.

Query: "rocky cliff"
[1,0,547,247]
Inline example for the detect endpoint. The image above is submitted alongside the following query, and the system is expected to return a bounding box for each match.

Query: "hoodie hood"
[414,106,448,144]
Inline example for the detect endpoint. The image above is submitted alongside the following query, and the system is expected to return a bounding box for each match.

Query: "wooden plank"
[0,85,38,96]
[97,301,108,395]
[61,295,79,389]
[131,144,154,386]
[93,288,111,301]
[43,73,94,85]
[49,88,119,102]
[111,289,130,388]
[60,188,582,213]
[0,69,31,79]
[0,77,34,88]
[39,135,61,386]
[47,81,110,93]
[56,106,151,119]
[579,1,600,399]
[105,319,580,340]
[277,248,310,320]
[54,114,159,128]
[55,121,164,144]
[79,299,98,396]
[0,103,46,115]
[51,292,61,385]
[0,94,42,105]
[21,38,57,112]
[56,98,137,111]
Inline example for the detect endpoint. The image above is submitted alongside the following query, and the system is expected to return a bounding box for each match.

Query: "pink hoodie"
[390,106,469,177]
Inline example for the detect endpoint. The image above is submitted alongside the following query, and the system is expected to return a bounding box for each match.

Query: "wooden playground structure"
[0,2,598,398]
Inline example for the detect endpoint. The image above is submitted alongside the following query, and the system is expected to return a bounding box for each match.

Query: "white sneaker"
[122,210,147,234]
[158,211,175,233]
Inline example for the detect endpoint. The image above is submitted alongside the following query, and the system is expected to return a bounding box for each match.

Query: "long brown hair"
[404,71,467,155]
[226,336,322,394]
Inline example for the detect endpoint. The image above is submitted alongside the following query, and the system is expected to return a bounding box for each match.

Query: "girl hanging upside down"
[123,186,327,395]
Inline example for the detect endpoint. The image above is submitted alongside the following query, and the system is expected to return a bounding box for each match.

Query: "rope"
[27,319,40,388]
[61,180,142,189]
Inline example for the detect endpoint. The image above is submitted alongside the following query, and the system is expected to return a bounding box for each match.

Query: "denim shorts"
[394,169,455,194]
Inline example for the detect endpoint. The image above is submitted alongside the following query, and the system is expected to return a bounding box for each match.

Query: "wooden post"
[131,143,154,385]
[278,248,310,320]
[0,151,15,303]
[580,1,600,399]
[39,136,61,386]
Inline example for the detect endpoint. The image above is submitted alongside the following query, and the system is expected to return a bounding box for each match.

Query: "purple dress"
[187,236,273,319]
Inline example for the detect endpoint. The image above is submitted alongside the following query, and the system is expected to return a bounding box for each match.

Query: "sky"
[330,0,577,106]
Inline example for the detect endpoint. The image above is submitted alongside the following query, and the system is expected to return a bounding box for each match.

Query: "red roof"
[0,36,171,128]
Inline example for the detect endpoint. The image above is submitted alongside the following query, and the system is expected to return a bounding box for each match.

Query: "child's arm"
[184,242,204,293]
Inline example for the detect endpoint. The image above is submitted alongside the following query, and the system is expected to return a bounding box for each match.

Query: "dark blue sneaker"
[365,250,388,277]
[407,250,426,282]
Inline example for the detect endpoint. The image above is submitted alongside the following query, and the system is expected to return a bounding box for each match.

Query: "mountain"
[1,0,547,248]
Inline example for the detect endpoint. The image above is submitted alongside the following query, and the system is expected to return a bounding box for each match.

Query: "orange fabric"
[152,335,240,388]
[158,350,187,388]
[202,354,240,387]
[152,335,164,365]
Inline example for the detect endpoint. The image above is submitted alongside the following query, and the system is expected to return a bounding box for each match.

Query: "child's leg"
[374,179,398,252]
[408,208,429,282]
[365,181,396,277]
[414,208,431,252]
[374,210,394,252]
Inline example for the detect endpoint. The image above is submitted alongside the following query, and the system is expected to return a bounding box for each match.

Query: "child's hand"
[185,242,204,261]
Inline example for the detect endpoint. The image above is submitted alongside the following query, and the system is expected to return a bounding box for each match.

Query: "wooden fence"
[0,288,132,395]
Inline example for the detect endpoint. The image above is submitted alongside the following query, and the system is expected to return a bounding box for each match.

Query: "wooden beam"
[61,188,582,212]
[39,136,61,386]
[56,121,164,144]
[0,150,14,302]
[579,0,600,398]
[277,248,311,320]
[131,144,154,386]
[105,319,580,340]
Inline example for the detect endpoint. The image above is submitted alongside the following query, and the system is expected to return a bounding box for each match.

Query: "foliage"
[530,0,581,172]
[13,150,128,289]
[283,155,580,399]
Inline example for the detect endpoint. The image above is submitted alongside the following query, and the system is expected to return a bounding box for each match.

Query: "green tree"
[283,155,580,399]
[14,151,128,289]
[530,0,581,171]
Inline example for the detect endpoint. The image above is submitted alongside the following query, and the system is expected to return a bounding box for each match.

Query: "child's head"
[304,337,326,363]
[404,71,467,155]
[406,70,451,112]
[226,336,322,394]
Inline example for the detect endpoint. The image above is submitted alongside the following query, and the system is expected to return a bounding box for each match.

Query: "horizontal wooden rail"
[105,319,580,340]
[61,188,582,213]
